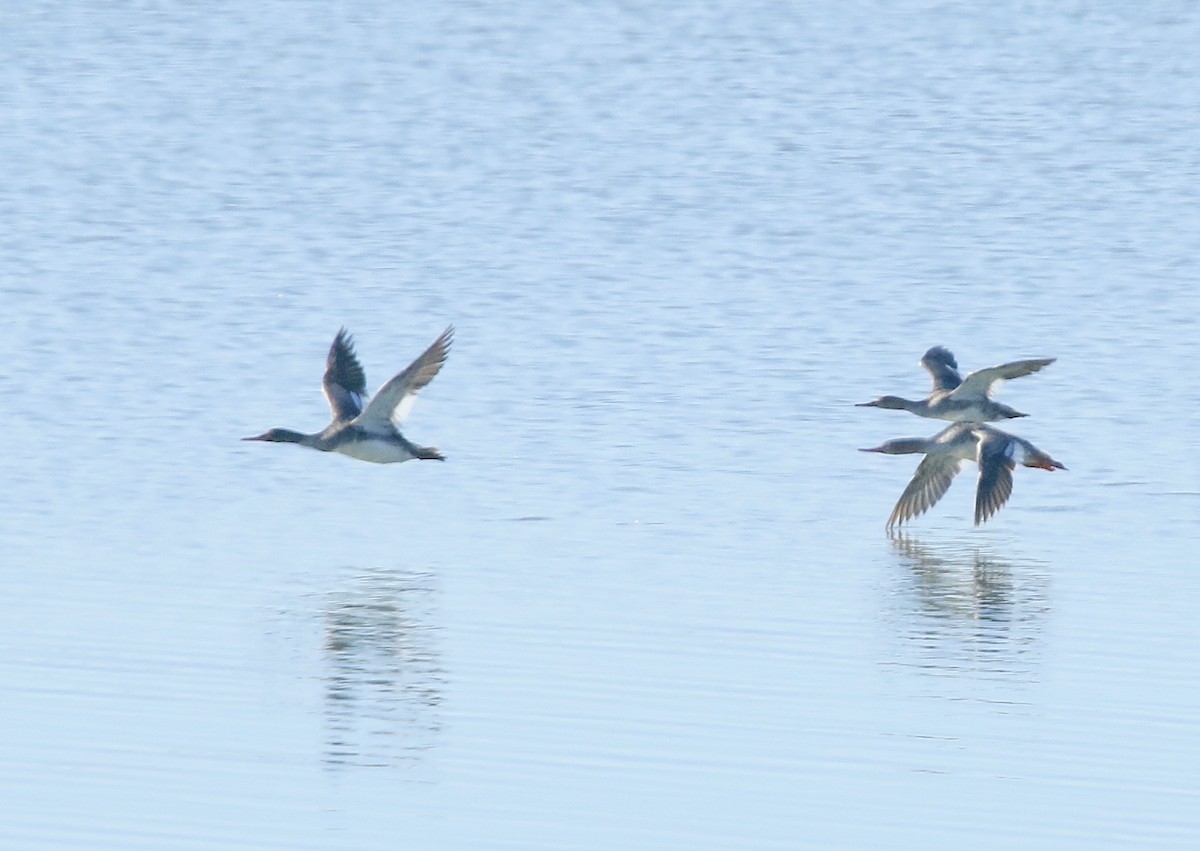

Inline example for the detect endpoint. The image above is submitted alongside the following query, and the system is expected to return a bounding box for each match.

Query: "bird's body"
[857,346,1054,422]
[245,326,453,464]
[861,421,1065,527]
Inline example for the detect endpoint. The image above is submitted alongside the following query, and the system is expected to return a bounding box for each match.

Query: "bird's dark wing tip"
[921,346,958,369]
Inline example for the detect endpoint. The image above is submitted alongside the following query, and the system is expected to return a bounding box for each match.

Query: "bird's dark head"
[243,428,305,444]
[856,395,910,411]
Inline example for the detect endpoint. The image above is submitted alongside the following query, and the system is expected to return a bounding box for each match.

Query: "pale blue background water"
[2,2,1199,848]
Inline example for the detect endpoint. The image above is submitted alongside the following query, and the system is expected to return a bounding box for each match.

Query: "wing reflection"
[883,532,1051,681]
[322,567,442,769]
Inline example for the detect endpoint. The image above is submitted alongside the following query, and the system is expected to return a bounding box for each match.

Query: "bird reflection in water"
[884,533,1051,682]
[322,567,442,769]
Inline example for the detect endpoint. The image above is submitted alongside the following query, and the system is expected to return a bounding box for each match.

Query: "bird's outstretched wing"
[920,346,963,392]
[355,326,454,429]
[973,431,1016,525]
[323,328,368,422]
[888,453,963,528]
[951,358,1055,400]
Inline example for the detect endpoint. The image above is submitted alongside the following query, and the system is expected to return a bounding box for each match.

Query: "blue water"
[2,2,1199,848]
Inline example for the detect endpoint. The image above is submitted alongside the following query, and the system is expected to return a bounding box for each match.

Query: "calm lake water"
[3,1,1199,848]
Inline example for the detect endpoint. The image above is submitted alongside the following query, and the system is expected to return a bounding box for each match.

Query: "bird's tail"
[414,445,445,461]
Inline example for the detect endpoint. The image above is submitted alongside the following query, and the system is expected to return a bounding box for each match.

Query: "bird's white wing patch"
[354,326,453,430]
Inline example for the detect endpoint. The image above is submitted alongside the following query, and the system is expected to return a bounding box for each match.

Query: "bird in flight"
[857,346,1054,421]
[244,326,453,464]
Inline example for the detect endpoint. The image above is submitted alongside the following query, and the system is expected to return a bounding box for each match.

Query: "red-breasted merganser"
[245,326,453,463]
[857,346,1054,421]
[860,421,1065,527]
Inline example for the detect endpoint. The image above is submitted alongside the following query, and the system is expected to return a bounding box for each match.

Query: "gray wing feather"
[888,454,963,528]
[323,328,368,422]
[920,346,963,392]
[355,326,454,428]
[952,358,1055,400]
[974,434,1016,524]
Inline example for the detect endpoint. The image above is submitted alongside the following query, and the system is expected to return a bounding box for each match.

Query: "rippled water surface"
[3,2,1199,848]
